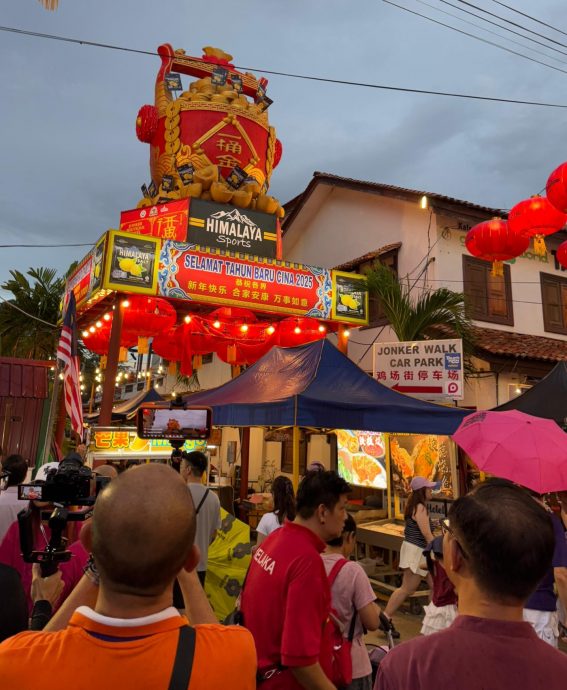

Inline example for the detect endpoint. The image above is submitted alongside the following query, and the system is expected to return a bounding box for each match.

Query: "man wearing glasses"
[375,480,567,690]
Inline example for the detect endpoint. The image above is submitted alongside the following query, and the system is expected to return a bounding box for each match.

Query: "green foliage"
[364,263,476,369]
[0,268,64,359]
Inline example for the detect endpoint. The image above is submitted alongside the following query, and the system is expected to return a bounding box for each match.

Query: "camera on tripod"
[17,453,110,576]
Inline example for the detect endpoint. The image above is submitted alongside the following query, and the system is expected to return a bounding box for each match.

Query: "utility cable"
[0,294,58,328]
[382,0,567,76]
[486,0,567,39]
[2,24,567,108]
[0,243,94,248]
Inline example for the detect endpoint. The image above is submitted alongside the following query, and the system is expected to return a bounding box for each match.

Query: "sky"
[1,0,567,289]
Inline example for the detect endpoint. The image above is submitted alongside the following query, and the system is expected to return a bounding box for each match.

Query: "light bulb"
[267,325,275,335]
[103,313,111,321]
[344,329,351,338]
[213,320,221,328]
[294,326,301,334]
[89,326,95,333]
[82,330,89,338]
[318,325,326,333]
[240,324,249,332]
[122,299,130,308]
[95,321,102,328]
[184,315,192,324]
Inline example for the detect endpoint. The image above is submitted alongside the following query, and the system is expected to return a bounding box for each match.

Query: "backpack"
[321,558,357,689]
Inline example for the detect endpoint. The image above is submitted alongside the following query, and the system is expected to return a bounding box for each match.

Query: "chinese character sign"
[120,200,189,241]
[373,339,464,400]
[158,242,334,319]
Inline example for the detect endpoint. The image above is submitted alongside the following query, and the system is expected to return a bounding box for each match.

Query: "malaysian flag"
[57,292,83,437]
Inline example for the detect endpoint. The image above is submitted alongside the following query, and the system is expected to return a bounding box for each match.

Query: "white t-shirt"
[256,511,283,537]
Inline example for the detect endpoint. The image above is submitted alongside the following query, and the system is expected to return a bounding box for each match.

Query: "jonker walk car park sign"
[373,339,464,401]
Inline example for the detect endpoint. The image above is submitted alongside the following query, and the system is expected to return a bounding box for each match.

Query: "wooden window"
[358,248,399,325]
[462,256,514,326]
[281,431,307,474]
[541,272,567,335]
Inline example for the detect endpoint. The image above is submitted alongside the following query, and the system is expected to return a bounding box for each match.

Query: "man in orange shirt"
[0,463,256,690]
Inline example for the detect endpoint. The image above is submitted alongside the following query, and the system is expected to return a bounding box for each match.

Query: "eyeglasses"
[441,518,468,559]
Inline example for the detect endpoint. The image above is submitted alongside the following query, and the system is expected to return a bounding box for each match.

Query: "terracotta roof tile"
[473,327,567,362]
[334,243,402,271]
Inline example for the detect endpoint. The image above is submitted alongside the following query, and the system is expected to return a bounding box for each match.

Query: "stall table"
[356,518,430,612]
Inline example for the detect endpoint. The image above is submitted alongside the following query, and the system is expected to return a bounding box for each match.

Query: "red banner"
[119,200,188,240]
[158,243,333,318]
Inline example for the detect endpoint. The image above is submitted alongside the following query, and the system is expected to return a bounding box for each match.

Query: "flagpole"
[40,361,61,466]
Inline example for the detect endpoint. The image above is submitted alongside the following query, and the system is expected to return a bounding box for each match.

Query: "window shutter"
[541,274,565,333]
[463,257,488,319]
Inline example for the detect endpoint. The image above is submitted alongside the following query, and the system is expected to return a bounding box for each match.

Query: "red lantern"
[556,240,567,269]
[152,326,184,362]
[81,323,137,356]
[122,296,177,338]
[277,317,326,348]
[546,162,567,213]
[465,219,529,276]
[508,196,567,256]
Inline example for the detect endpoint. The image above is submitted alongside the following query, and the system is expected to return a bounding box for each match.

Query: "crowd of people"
[0,449,567,689]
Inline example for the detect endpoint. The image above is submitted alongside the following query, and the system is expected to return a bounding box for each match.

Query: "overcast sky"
[1,0,566,289]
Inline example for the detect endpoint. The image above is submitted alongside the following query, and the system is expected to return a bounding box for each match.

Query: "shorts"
[398,540,428,577]
[420,602,458,636]
[523,608,559,648]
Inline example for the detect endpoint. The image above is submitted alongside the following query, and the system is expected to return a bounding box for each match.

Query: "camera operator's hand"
[31,564,64,608]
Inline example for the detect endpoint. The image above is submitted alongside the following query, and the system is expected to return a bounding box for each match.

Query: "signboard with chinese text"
[88,427,206,458]
[331,271,368,325]
[119,200,189,241]
[65,234,107,310]
[158,242,335,319]
[335,429,387,489]
[390,432,458,501]
[373,339,463,400]
[103,231,160,295]
[187,198,278,258]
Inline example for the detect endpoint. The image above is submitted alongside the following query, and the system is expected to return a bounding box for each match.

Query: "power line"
[437,0,567,60]
[0,294,58,328]
[2,24,567,108]
[417,0,567,64]
[382,0,567,76]
[455,0,567,50]
[0,243,94,248]
[486,0,567,39]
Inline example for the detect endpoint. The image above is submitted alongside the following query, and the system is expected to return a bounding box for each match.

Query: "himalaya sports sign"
[187,198,278,258]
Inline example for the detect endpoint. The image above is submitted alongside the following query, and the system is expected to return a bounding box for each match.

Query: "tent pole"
[292,425,300,492]
[99,296,124,426]
[385,434,392,519]
[239,427,250,504]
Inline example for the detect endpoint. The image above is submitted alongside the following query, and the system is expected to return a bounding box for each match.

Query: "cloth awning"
[86,387,163,423]
[184,340,467,434]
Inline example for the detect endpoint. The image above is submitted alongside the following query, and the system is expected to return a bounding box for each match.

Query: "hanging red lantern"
[465,219,529,277]
[508,196,567,256]
[546,162,567,213]
[277,317,326,348]
[556,239,567,269]
[81,323,137,356]
[122,296,177,338]
[152,325,184,362]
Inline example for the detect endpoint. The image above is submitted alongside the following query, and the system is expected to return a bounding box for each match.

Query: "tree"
[0,268,63,359]
[364,263,476,368]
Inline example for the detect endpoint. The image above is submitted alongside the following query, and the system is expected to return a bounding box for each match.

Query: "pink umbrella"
[452,409,567,494]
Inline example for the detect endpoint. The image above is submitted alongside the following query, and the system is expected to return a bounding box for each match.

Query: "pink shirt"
[0,520,88,613]
[322,553,377,680]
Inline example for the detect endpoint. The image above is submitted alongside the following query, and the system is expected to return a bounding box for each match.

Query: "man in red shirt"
[241,470,351,690]
[376,480,567,690]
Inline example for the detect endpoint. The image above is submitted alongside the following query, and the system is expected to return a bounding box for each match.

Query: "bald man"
[0,464,256,690]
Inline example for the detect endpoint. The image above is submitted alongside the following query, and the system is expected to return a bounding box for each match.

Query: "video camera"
[17,453,110,576]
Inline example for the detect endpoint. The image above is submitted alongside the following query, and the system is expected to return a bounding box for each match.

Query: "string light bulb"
[240,324,249,333]
[89,326,95,333]
[184,315,192,324]
[103,313,111,321]
[344,329,351,338]
[318,325,326,333]
[267,325,275,335]
[95,321,102,328]
[213,320,221,328]
[294,326,301,334]
[82,330,89,338]
[122,299,130,308]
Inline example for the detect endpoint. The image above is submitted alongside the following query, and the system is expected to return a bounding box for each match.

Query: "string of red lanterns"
[466,162,567,269]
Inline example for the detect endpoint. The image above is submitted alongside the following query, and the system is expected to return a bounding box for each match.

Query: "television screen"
[137,406,211,441]
[335,429,387,489]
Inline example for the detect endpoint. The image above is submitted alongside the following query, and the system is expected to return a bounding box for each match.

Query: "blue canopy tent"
[185,340,468,487]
